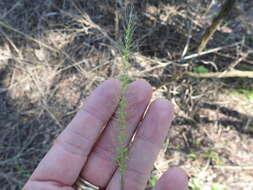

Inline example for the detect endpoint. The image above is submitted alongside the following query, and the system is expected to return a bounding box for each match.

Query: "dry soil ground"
[0,0,253,190]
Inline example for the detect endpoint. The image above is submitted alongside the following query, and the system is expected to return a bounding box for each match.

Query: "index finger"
[27,79,120,186]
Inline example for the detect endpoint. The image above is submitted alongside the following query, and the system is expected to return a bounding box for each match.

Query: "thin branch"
[187,70,253,78]
[139,42,241,74]
[183,42,240,61]
[0,20,59,53]
[0,0,22,20]
[197,0,236,53]
[214,165,253,170]
[0,19,89,73]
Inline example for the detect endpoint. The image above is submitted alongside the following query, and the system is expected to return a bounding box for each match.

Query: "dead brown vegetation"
[0,0,253,189]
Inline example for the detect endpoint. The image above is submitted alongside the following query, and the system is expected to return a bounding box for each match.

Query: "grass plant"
[116,5,136,190]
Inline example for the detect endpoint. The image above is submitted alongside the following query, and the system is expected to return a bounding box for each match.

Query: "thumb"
[152,167,188,190]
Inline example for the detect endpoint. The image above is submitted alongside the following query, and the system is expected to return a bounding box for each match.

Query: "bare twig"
[215,51,253,65]
[0,0,22,19]
[26,68,63,128]
[187,70,253,78]
[214,165,253,170]
[197,0,236,53]
[0,20,59,53]
[183,42,240,61]
[0,19,88,75]
[181,20,193,58]
[0,28,20,55]
[181,2,201,58]
[139,42,240,74]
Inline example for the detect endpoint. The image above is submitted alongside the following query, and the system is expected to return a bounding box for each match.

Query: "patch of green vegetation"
[193,65,209,74]
[222,20,230,28]
[237,89,253,102]
[15,161,31,179]
[187,149,223,165]
[175,143,181,149]
[211,183,227,190]
[229,88,253,103]
[189,177,203,190]
[149,176,158,187]
[187,153,197,159]
[247,125,253,132]
[15,160,31,190]
[202,149,219,160]
[204,149,223,165]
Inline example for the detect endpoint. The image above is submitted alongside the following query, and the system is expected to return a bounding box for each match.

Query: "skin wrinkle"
[82,79,121,123]
[124,82,151,107]
[56,129,92,157]
[136,99,174,145]
[91,142,118,162]
[123,173,147,190]
[56,138,89,157]
[125,176,147,189]
[79,107,105,126]
[125,164,148,181]
[131,136,161,154]
[30,145,85,185]
[82,154,117,188]
[68,126,96,146]
[125,139,158,179]
[54,107,108,157]
[65,110,106,146]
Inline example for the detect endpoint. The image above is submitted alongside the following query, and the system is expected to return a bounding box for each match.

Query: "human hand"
[23,79,188,190]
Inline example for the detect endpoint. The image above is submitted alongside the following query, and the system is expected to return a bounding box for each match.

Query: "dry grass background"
[0,0,253,189]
